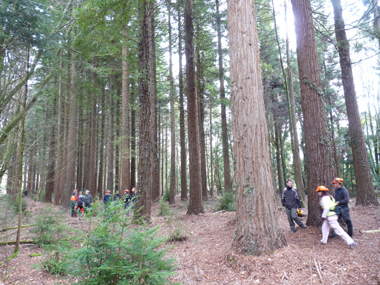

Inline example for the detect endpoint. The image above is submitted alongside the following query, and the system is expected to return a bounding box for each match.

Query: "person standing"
[331,177,353,237]
[78,191,85,216]
[316,185,356,248]
[131,187,137,210]
[124,189,131,216]
[70,192,77,218]
[103,190,111,206]
[281,179,307,233]
[84,190,93,209]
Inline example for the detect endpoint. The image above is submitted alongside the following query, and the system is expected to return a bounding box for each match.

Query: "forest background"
[1,0,380,255]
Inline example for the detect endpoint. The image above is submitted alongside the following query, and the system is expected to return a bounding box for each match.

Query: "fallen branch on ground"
[0,240,36,246]
[0,224,36,232]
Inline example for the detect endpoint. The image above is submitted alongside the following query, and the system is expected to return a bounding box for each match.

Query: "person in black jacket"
[281,179,307,233]
[331,178,353,237]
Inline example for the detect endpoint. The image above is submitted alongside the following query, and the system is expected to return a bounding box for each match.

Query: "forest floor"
[1,196,380,284]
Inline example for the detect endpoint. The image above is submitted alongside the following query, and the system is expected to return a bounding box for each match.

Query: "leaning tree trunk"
[178,0,188,201]
[216,0,232,194]
[227,0,286,255]
[291,0,335,225]
[185,0,204,215]
[331,0,378,206]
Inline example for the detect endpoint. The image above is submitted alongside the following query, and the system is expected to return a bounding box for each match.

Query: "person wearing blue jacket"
[331,178,353,237]
[103,190,111,206]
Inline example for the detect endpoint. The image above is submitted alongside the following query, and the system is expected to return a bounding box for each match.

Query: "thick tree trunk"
[284,1,305,202]
[227,0,286,254]
[135,0,154,222]
[76,106,84,190]
[121,24,130,192]
[178,1,188,201]
[185,0,204,215]
[291,0,335,225]
[151,12,160,203]
[209,101,214,198]
[62,48,77,205]
[216,0,232,193]
[168,2,176,205]
[331,0,378,206]
[115,91,121,193]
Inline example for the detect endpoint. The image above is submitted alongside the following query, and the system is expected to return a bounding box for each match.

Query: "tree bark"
[227,0,286,254]
[178,0,188,201]
[130,81,136,190]
[168,2,176,205]
[45,91,56,202]
[121,24,130,192]
[88,59,97,194]
[107,72,114,193]
[291,0,335,225]
[331,0,378,206]
[185,0,204,215]
[135,0,154,222]
[97,83,106,199]
[216,0,232,194]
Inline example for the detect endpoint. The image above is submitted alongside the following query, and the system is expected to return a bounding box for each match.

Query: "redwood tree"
[331,0,378,206]
[291,0,335,225]
[185,0,204,215]
[227,0,286,254]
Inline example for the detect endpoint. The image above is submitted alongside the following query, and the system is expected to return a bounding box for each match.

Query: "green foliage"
[163,190,170,202]
[157,201,172,217]
[29,253,43,257]
[215,192,236,212]
[7,252,18,260]
[12,196,27,215]
[69,202,176,284]
[31,206,70,247]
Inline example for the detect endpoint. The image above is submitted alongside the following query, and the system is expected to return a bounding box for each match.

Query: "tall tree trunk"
[209,101,214,198]
[178,0,188,201]
[151,11,160,203]
[216,0,232,193]
[107,72,114,193]
[54,49,65,205]
[76,106,84,190]
[291,0,335,225]
[185,0,204,215]
[63,45,77,205]
[130,81,136,189]
[168,2,176,205]
[97,83,106,198]
[45,92,56,202]
[115,90,120,194]
[331,0,378,206]
[88,59,97,194]
[196,42,208,201]
[121,24,130,191]
[135,0,154,222]
[284,0,305,201]
[227,0,286,254]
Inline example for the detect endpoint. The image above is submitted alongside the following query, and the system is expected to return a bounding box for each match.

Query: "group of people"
[70,189,93,217]
[281,178,356,249]
[103,187,137,216]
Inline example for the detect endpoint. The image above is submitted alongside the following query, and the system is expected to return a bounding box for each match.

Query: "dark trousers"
[71,207,76,217]
[338,206,353,236]
[285,207,305,231]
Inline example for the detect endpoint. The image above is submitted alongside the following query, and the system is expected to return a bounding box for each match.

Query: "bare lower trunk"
[227,0,286,254]
[107,73,114,193]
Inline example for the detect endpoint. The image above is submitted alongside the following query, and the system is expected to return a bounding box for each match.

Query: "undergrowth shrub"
[69,202,177,284]
[157,201,172,217]
[215,192,236,212]
[167,216,188,242]
[163,190,170,202]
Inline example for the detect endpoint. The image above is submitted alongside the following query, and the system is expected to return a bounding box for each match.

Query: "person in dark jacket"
[78,191,85,216]
[124,189,131,216]
[84,190,93,208]
[331,178,353,237]
[103,190,111,206]
[281,179,307,233]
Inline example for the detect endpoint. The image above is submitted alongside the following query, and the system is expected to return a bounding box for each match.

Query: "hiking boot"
[291,229,297,233]
[317,241,326,245]
[349,242,356,249]
[301,224,307,229]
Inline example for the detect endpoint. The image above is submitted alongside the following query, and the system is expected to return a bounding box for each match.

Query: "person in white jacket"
[316,186,356,248]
